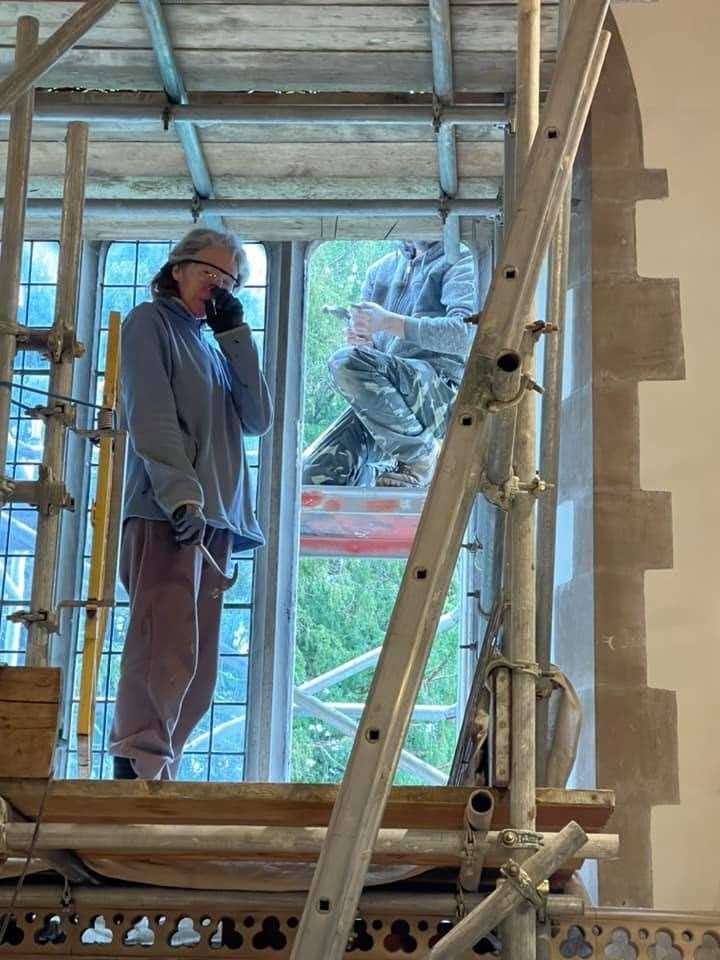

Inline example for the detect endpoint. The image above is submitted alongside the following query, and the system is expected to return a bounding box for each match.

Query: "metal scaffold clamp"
[486,654,541,682]
[191,191,203,223]
[438,191,452,224]
[499,828,544,851]
[0,474,13,504]
[499,859,546,911]
[1,467,74,515]
[478,471,521,510]
[0,315,86,363]
[7,607,59,634]
[518,473,549,497]
[486,373,544,413]
[431,95,444,133]
[30,401,77,429]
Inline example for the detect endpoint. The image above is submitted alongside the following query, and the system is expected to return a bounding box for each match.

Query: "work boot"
[112,756,138,780]
[377,440,440,488]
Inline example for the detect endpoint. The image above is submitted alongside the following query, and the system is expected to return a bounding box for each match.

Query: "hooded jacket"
[361,241,477,384]
[120,296,273,552]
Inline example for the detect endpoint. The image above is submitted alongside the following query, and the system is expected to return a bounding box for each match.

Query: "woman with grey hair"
[109,228,272,780]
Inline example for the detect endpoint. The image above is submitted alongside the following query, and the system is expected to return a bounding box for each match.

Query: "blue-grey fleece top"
[361,242,477,384]
[120,297,273,552]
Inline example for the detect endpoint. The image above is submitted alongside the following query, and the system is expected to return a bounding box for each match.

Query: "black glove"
[171,504,206,546]
[204,287,244,335]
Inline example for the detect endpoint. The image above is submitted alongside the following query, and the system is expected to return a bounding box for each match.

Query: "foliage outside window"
[292,240,460,785]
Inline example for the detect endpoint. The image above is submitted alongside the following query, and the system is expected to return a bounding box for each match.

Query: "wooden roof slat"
[0,138,503,179]
[0,4,559,52]
[0,48,554,92]
[0,119,504,144]
[2,173,500,202]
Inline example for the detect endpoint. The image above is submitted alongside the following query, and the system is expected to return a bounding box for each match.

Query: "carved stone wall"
[590,13,684,907]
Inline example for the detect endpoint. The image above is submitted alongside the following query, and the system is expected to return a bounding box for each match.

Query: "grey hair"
[151,228,250,300]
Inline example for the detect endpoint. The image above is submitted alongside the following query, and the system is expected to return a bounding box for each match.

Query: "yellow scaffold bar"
[77,310,121,777]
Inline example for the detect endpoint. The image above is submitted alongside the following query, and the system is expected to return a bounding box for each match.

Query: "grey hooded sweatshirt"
[120,296,273,552]
[361,241,476,384]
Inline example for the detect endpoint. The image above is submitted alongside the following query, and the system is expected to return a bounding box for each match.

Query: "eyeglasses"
[179,258,239,292]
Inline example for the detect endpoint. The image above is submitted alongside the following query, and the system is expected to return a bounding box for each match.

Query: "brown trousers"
[108,518,233,779]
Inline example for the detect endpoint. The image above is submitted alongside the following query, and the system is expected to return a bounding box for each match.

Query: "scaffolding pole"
[502,0,542,957]
[25,122,89,667]
[1,821,618,864]
[289,2,611,955]
[426,821,588,959]
[0,98,510,128]
[535,0,575,786]
[428,0,461,262]
[0,17,38,473]
[0,0,120,113]
[0,883,586,917]
[136,0,222,231]
[16,197,501,221]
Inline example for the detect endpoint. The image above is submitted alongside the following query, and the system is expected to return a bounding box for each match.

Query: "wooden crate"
[0,667,60,778]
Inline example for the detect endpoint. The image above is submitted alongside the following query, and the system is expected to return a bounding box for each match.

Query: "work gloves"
[204,287,245,335]
[171,504,207,546]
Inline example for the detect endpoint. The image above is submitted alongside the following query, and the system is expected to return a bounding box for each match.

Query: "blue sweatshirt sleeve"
[402,252,476,356]
[360,260,393,353]
[121,305,204,517]
[215,324,273,437]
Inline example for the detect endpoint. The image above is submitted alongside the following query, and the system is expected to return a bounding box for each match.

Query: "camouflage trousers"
[302,346,457,486]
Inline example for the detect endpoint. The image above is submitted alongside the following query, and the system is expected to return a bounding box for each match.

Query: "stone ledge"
[594,276,684,382]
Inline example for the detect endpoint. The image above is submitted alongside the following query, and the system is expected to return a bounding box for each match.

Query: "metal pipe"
[17,197,501,221]
[0,17,37,473]
[293,687,446,785]
[25,122,88,666]
[2,821,618,864]
[503,0,542,955]
[289,4,610,954]
[323,702,455,721]
[535,0,574,786]
[298,646,382,695]
[459,789,495,891]
[428,0,454,101]
[0,884,585,918]
[428,0,461,262]
[299,617,468,700]
[482,127,517,499]
[0,0,120,113]
[2,99,509,127]
[136,0,217,227]
[465,789,495,832]
[427,821,588,959]
[438,129,461,263]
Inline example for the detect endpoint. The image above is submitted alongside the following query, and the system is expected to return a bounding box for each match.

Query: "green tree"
[303,241,396,447]
[293,241,460,785]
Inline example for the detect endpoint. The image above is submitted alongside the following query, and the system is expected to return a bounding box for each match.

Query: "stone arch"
[590,11,683,906]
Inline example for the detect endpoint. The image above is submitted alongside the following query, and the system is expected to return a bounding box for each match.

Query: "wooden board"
[0,119,505,145]
[14,215,493,242]
[6,176,501,201]
[0,4,560,52]
[0,140,503,177]
[0,48,555,93]
[0,780,614,831]
[0,667,60,779]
